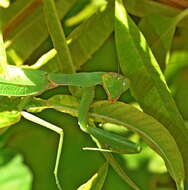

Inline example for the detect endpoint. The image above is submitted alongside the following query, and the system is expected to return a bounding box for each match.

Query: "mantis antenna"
[21,111,63,190]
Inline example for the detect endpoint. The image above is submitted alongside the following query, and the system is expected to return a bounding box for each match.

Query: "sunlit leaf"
[65,0,107,26]
[139,9,188,71]
[5,0,78,65]
[139,15,175,71]
[0,65,49,96]
[24,96,141,190]
[77,162,108,190]
[43,0,75,73]
[24,95,184,188]
[44,0,114,71]
[68,0,113,70]
[115,0,188,184]
[26,95,79,116]
[0,111,21,129]
[91,101,184,187]
[0,0,9,8]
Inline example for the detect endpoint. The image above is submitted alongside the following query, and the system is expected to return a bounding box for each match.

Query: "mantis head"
[102,73,130,103]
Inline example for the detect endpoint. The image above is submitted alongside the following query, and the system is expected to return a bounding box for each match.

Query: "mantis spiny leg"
[21,111,63,190]
[78,86,95,133]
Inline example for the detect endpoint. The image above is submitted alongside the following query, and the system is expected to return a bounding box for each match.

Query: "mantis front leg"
[21,111,64,190]
[78,87,141,154]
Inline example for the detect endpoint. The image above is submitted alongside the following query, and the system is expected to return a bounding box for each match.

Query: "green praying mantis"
[0,65,141,190]
[0,0,142,189]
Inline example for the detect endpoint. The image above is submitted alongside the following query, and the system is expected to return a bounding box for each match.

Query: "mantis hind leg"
[21,111,64,190]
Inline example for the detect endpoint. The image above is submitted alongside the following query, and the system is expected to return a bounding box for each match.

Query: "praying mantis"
[0,65,141,190]
[0,0,186,189]
[0,0,142,189]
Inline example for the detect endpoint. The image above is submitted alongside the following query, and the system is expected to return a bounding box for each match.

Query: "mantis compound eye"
[102,72,130,103]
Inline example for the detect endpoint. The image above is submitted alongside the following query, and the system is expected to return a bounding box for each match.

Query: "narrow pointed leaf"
[25,95,79,115]
[98,143,140,190]
[43,0,75,74]
[65,0,107,26]
[5,0,78,64]
[139,15,175,71]
[24,95,184,187]
[125,0,181,18]
[139,9,188,71]
[91,101,184,187]
[45,0,114,71]
[68,0,113,70]
[77,162,108,190]
[24,95,141,190]
[115,0,188,182]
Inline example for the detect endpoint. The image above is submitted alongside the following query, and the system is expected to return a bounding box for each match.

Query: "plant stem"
[175,8,188,25]
[0,29,7,74]
[176,180,184,190]
[3,0,42,39]
[43,0,75,74]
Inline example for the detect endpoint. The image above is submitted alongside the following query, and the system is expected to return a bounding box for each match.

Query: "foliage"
[1,0,188,190]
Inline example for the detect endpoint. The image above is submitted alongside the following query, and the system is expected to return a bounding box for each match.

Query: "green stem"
[175,8,188,25]
[176,180,184,190]
[42,0,75,74]
[0,29,7,74]
[22,49,57,70]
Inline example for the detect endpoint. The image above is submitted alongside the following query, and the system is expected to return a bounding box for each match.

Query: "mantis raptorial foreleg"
[21,111,63,190]
[0,65,141,189]
[78,86,141,154]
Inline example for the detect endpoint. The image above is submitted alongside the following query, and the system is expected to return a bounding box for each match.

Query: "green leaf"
[139,15,175,71]
[125,0,179,18]
[0,66,49,96]
[115,0,188,183]
[165,51,188,85]
[68,0,113,70]
[0,150,32,190]
[0,111,21,129]
[24,95,140,190]
[5,0,78,65]
[65,0,107,26]
[43,0,75,73]
[139,9,188,71]
[45,0,114,71]
[24,95,184,188]
[173,67,188,120]
[25,95,79,115]
[125,0,188,29]
[0,0,29,27]
[91,101,184,188]
[100,149,140,190]
[77,162,108,190]
[5,109,134,190]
